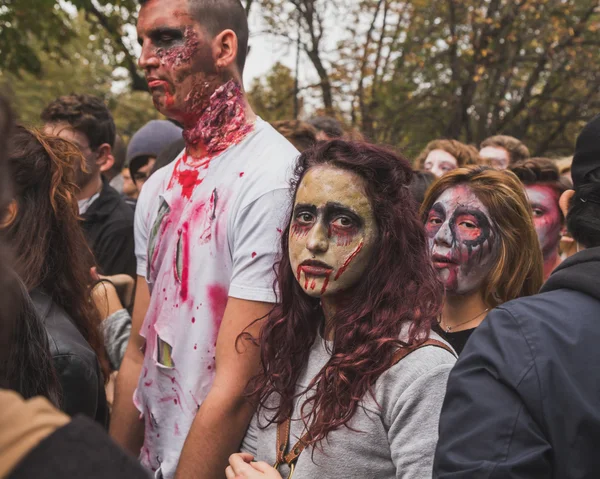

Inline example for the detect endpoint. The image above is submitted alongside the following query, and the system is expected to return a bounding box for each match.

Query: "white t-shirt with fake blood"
[133,118,298,478]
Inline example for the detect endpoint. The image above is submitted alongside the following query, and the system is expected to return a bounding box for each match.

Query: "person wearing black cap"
[434,114,600,478]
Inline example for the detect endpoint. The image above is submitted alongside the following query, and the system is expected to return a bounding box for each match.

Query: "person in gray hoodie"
[227,140,456,479]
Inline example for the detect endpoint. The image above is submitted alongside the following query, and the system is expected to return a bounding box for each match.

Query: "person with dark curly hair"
[510,158,570,279]
[42,94,135,278]
[227,140,456,479]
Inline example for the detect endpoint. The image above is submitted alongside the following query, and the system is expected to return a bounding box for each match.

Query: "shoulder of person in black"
[30,288,108,428]
[80,178,136,278]
[433,323,475,356]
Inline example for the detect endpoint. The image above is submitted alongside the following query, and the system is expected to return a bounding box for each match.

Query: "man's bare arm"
[109,275,150,455]
[174,297,270,479]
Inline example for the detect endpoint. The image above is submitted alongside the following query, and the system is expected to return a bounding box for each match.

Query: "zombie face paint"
[137,0,253,158]
[424,149,458,178]
[480,146,510,170]
[525,185,562,260]
[425,185,498,295]
[289,165,377,298]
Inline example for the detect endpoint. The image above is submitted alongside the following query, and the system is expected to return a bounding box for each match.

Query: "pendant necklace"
[439,308,490,333]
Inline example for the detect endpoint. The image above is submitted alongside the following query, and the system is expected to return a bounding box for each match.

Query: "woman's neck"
[441,291,489,333]
[543,251,562,280]
[321,297,338,341]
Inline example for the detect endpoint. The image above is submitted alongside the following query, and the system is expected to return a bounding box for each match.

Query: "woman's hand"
[225,453,283,479]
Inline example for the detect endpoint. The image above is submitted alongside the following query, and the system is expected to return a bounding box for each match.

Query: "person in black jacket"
[434,114,600,478]
[41,94,136,278]
[3,126,110,425]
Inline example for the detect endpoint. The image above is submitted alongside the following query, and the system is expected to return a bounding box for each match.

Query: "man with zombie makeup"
[434,115,600,478]
[110,1,299,478]
[41,95,136,279]
[510,158,570,280]
[422,166,543,355]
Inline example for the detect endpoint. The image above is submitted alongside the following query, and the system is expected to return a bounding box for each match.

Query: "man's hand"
[109,275,150,455]
[174,297,271,479]
[226,453,283,479]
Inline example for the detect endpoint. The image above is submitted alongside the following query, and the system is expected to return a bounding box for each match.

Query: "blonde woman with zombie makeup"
[421,166,544,355]
[415,139,479,178]
[226,140,457,479]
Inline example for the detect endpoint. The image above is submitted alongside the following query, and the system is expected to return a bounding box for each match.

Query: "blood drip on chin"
[320,273,331,294]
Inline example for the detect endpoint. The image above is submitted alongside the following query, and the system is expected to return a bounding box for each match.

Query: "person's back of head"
[409,170,436,207]
[272,120,317,152]
[5,126,108,380]
[307,116,344,140]
[565,114,600,249]
[480,135,530,169]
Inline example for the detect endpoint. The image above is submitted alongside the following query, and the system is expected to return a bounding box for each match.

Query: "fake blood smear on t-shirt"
[207,284,228,345]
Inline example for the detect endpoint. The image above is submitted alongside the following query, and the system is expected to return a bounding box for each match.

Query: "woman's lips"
[299,260,333,276]
[432,254,458,269]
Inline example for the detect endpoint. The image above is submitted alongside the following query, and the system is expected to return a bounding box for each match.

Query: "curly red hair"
[243,140,443,448]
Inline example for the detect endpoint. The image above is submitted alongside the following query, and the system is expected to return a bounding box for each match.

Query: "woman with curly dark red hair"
[227,140,456,479]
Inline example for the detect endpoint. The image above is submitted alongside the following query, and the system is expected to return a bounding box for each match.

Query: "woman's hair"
[0,98,61,403]
[244,140,443,448]
[567,169,600,248]
[5,126,109,381]
[415,139,479,169]
[421,165,544,308]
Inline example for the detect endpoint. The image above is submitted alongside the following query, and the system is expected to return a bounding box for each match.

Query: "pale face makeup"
[525,185,562,259]
[480,146,510,170]
[289,165,378,299]
[425,185,498,295]
[423,149,458,178]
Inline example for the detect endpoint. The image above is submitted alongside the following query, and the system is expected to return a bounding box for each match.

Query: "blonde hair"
[420,165,544,308]
[415,139,479,169]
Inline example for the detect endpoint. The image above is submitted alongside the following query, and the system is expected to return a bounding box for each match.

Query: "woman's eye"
[460,221,477,229]
[297,213,314,224]
[532,208,544,217]
[332,216,353,228]
[428,217,443,225]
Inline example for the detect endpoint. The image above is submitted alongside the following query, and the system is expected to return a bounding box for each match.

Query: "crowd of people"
[1,0,600,478]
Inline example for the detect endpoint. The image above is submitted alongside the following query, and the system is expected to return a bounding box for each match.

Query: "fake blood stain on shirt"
[207,284,228,342]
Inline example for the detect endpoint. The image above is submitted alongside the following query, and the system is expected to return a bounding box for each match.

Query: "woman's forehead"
[295,166,371,213]
[434,185,491,217]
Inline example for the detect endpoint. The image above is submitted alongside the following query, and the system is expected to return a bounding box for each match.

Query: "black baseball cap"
[572,114,600,189]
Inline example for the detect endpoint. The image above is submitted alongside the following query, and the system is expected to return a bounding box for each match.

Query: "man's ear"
[96,143,115,173]
[213,29,238,72]
[1,200,18,228]
[559,189,575,218]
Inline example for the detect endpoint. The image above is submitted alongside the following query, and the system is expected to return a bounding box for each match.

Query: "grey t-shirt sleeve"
[101,309,132,370]
[240,413,259,458]
[383,349,454,478]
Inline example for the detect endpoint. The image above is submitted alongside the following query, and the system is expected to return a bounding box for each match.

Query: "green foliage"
[0,13,161,140]
[248,62,298,121]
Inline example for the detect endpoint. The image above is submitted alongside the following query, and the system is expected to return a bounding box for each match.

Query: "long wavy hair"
[244,140,443,448]
[5,126,109,381]
[0,98,61,403]
[421,166,544,307]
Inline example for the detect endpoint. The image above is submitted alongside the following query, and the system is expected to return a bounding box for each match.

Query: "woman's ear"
[559,189,575,218]
[0,200,18,228]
